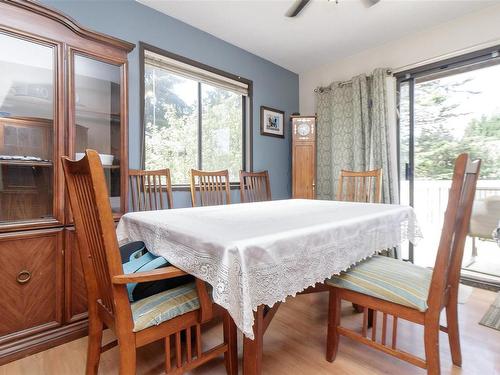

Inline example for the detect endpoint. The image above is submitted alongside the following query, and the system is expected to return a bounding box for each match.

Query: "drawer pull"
[16,270,31,284]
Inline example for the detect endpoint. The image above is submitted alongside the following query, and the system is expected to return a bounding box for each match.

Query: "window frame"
[139,42,253,189]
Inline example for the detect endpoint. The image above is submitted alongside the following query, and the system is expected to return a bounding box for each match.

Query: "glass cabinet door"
[0,32,55,223]
[73,54,123,213]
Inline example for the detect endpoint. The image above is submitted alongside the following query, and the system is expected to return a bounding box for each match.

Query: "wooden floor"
[2,288,499,374]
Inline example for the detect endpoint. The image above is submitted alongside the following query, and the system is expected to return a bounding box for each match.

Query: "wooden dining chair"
[62,150,237,375]
[129,168,173,211]
[325,154,481,375]
[337,168,382,203]
[239,170,271,203]
[190,169,231,207]
[319,168,384,301]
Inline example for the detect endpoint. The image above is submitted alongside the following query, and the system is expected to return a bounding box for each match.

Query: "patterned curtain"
[316,68,399,203]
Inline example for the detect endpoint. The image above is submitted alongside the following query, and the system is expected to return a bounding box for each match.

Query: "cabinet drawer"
[0,229,64,342]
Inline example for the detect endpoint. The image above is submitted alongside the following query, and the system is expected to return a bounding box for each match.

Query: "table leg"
[243,305,264,375]
[242,303,282,374]
[223,312,238,375]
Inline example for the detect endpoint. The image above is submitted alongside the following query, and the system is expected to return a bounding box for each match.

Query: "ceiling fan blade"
[361,0,381,8]
[286,0,311,17]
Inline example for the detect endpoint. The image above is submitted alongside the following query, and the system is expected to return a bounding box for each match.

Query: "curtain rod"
[314,38,500,94]
[391,38,500,75]
[314,69,392,93]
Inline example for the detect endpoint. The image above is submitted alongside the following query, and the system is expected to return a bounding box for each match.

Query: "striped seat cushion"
[131,282,200,332]
[326,255,432,312]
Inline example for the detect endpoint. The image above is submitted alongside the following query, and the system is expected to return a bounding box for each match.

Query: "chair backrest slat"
[239,170,271,203]
[337,169,382,203]
[62,150,124,314]
[427,154,481,312]
[129,169,173,211]
[190,169,231,207]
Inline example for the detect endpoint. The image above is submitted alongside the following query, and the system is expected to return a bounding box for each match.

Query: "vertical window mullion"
[198,81,202,169]
[241,95,246,172]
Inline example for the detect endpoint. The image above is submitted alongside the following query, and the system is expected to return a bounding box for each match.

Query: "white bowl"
[100,154,114,166]
[75,152,114,166]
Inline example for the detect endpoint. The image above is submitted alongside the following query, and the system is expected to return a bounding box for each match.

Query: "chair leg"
[223,311,238,375]
[424,322,441,375]
[86,316,103,375]
[446,302,462,367]
[352,303,364,313]
[118,335,137,375]
[326,288,341,362]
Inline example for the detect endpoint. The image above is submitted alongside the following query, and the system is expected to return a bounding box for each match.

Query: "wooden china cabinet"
[0,0,134,364]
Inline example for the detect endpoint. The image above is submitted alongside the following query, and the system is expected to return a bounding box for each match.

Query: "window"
[141,45,251,185]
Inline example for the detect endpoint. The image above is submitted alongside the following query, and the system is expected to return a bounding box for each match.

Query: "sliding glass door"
[397,48,500,286]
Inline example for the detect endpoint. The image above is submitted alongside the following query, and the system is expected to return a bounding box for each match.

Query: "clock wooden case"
[291,115,317,199]
[0,0,134,364]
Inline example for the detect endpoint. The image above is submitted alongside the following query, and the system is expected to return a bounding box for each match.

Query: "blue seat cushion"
[119,241,194,302]
[326,255,432,312]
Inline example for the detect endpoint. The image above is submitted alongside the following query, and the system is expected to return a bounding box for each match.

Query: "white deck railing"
[401,180,500,266]
[401,180,500,228]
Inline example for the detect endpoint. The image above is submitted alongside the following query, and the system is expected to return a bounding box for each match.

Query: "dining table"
[116,199,421,375]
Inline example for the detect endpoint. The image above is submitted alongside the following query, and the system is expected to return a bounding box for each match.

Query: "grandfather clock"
[291,115,317,199]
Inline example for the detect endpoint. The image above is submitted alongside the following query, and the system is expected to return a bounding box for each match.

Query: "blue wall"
[42,0,299,207]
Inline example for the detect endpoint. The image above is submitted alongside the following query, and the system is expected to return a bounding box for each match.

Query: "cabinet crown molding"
[4,0,135,52]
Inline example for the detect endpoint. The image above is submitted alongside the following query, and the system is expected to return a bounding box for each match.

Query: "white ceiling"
[138,0,497,73]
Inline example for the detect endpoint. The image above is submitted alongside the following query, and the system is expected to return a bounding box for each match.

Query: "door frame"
[395,45,500,283]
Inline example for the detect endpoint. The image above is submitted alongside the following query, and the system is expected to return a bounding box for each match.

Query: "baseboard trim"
[461,275,500,292]
[0,320,88,366]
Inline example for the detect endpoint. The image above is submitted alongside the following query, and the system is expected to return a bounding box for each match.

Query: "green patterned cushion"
[326,255,432,312]
[131,282,200,332]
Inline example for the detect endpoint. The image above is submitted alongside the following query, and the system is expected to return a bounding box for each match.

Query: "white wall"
[300,4,500,114]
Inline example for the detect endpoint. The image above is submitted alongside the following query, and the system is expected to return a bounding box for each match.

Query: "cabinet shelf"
[75,109,120,123]
[0,160,53,167]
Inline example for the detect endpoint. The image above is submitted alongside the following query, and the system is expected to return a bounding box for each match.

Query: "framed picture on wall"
[260,106,285,138]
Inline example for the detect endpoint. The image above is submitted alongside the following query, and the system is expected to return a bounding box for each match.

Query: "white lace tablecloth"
[116,199,421,339]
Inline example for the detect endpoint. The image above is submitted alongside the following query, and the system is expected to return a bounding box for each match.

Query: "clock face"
[297,123,311,136]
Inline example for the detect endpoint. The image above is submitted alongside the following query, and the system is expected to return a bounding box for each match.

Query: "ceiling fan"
[286,0,381,18]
